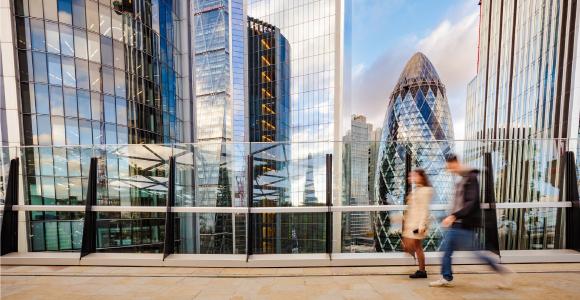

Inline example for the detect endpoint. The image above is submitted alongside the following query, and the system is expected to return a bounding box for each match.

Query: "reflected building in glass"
[191,0,247,254]
[4,0,192,252]
[247,17,292,253]
[374,52,454,252]
[342,115,374,251]
[464,0,580,250]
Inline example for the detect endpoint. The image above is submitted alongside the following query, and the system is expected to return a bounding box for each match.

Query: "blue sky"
[350,0,480,140]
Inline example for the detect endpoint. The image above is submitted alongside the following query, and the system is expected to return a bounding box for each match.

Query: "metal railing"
[1,139,579,265]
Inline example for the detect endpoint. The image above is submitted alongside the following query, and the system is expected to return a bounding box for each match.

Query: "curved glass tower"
[11,0,187,252]
[374,52,454,252]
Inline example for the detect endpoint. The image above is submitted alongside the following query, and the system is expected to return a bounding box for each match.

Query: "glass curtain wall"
[12,0,185,252]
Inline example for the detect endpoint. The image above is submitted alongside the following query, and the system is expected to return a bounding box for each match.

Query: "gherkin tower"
[374,52,455,252]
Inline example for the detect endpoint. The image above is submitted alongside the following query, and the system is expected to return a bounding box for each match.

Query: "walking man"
[430,154,509,287]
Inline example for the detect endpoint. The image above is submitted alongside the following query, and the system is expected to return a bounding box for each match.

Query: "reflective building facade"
[342,115,373,251]
[464,0,580,250]
[247,17,292,253]
[4,0,191,252]
[191,0,247,254]
[374,52,454,252]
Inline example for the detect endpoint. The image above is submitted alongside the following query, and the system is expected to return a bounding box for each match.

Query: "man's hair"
[445,154,459,163]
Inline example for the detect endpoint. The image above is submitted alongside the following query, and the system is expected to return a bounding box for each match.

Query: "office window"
[91,92,101,121]
[86,1,99,33]
[30,19,46,51]
[32,52,48,83]
[79,119,92,144]
[62,56,76,87]
[45,22,60,54]
[72,0,86,28]
[58,0,73,24]
[65,118,80,145]
[37,115,52,145]
[104,95,116,123]
[77,90,91,119]
[35,83,50,114]
[29,0,44,18]
[49,85,64,116]
[101,36,113,66]
[63,87,77,117]
[87,32,100,63]
[99,4,112,37]
[89,62,101,91]
[52,116,66,145]
[43,0,58,21]
[75,58,89,89]
[47,54,62,85]
[102,66,114,95]
[60,25,74,56]
[74,29,88,59]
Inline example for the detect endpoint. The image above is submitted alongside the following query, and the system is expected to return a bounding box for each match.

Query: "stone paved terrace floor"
[1,264,580,299]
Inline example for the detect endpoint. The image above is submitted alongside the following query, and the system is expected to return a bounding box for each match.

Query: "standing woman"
[403,169,433,278]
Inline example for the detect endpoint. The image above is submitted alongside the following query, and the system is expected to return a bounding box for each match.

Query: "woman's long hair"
[413,168,431,187]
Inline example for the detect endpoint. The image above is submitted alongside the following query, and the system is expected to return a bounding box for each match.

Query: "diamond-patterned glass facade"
[374,52,454,252]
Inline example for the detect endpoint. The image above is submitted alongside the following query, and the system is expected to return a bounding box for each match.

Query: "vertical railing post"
[1,158,20,255]
[246,154,254,261]
[325,154,333,257]
[163,156,176,259]
[565,151,580,251]
[483,153,500,256]
[81,157,98,258]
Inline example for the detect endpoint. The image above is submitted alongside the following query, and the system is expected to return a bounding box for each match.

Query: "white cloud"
[351,5,479,140]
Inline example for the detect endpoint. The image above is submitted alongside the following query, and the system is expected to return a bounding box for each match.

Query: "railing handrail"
[0,137,578,150]
[3,202,572,213]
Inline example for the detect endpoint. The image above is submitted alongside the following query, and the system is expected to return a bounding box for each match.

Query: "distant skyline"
[351,0,479,140]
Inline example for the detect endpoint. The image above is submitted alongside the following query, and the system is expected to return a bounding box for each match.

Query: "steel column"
[80,157,98,257]
[326,154,333,256]
[483,152,501,255]
[1,158,20,255]
[246,155,254,260]
[565,151,580,251]
[163,156,176,259]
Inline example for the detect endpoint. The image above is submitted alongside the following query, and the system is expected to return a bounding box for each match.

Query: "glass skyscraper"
[374,52,454,252]
[2,0,191,252]
[464,0,580,250]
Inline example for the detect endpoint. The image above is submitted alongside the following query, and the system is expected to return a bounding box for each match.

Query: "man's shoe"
[429,278,453,287]
[409,270,427,278]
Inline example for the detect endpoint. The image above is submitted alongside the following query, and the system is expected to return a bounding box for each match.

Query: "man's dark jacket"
[452,169,481,230]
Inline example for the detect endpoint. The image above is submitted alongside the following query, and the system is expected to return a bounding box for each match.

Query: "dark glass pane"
[14,0,29,16]
[18,50,32,81]
[15,17,30,49]
[21,83,35,114]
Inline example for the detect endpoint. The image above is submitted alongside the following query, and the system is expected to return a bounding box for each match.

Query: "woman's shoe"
[409,270,428,278]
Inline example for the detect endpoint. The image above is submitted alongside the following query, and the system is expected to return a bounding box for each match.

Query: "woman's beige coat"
[402,186,433,239]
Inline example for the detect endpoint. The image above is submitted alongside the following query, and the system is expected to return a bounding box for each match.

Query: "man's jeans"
[441,225,503,281]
